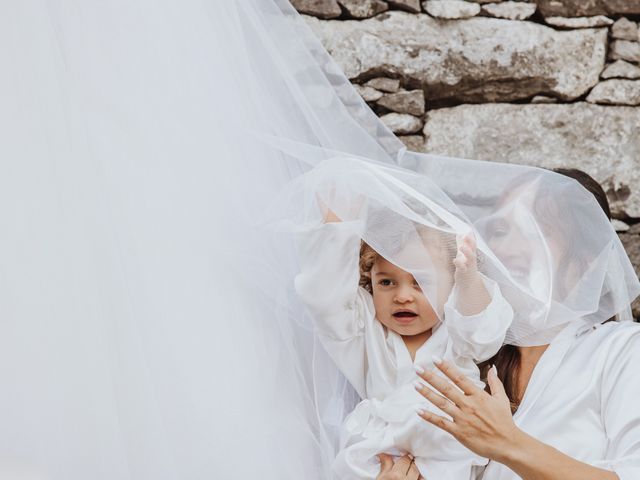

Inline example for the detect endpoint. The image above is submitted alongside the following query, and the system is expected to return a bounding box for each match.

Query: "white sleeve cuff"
[443,275,513,362]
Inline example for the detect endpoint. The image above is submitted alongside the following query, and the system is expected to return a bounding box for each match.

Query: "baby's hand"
[316,189,367,223]
[452,233,491,315]
[453,233,479,278]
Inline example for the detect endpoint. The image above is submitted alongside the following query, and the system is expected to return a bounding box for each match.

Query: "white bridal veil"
[0,1,637,479]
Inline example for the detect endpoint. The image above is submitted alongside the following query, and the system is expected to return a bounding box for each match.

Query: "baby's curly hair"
[359,241,378,294]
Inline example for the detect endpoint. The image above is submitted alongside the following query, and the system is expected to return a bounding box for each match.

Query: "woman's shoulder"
[597,319,640,342]
[588,320,640,363]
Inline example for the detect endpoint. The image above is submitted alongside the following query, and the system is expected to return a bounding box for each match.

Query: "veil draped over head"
[265,144,639,346]
[0,1,638,479]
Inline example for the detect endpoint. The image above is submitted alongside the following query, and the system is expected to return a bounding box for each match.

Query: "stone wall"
[292,0,640,315]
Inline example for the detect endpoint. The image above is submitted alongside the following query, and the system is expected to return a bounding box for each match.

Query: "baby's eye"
[378,279,394,286]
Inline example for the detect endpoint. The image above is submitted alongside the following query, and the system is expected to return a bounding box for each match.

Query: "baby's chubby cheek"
[372,298,438,335]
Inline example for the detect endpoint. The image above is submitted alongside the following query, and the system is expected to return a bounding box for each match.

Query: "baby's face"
[371,256,439,337]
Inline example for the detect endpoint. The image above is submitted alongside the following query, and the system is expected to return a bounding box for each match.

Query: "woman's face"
[484,210,533,283]
[481,182,568,301]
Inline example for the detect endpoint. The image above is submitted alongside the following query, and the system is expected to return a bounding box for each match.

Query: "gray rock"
[385,0,422,13]
[380,112,423,134]
[544,16,614,29]
[586,79,640,106]
[421,103,640,217]
[613,219,630,232]
[628,223,640,235]
[377,90,426,115]
[601,60,640,79]
[535,0,640,17]
[609,40,640,64]
[481,2,537,20]
[355,84,384,102]
[290,0,341,18]
[531,95,558,103]
[398,135,427,152]
[423,0,481,19]
[365,77,401,93]
[306,13,607,103]
[339,0,388,18]
[611,17,639,41]
[618,231,640,318]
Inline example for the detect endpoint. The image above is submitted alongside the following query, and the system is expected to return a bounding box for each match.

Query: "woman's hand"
[414,360,620,480]
[376,454,423,480]
[414,359,522,463]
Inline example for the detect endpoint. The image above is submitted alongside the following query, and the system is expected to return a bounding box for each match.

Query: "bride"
[0,1,637,479]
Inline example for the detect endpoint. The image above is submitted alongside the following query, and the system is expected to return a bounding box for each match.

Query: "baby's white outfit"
[295,221,514,480]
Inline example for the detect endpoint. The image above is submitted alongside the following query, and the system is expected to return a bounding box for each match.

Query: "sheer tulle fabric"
[0,1,390,478]
[0,1,637,479]
[266,146,639,347]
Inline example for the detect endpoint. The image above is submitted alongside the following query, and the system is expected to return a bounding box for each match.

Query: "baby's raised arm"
[293,209,371,395]
[443,235,513,382]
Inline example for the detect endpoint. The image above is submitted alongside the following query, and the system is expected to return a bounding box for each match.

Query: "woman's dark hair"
[553,168,611,220]
[479,167,612,412]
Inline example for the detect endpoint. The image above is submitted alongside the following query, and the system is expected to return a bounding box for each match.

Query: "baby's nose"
[394,287,415,303]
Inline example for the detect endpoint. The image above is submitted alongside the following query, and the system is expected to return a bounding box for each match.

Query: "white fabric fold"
[481,321,640,480]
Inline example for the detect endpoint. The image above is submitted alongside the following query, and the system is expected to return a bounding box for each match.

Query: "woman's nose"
[495,233,534,268]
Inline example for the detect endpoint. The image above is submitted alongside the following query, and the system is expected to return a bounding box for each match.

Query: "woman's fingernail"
[432,355,443,365]
[414,364,425,375]
[415,407,426,416]
[413,380,423,391]
[490,364,498,376]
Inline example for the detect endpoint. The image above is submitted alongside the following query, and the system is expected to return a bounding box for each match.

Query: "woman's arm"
[413,359,618,480]
[498,431,618,480]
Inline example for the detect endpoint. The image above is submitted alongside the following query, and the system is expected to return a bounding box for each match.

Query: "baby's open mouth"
[392,311,417,318]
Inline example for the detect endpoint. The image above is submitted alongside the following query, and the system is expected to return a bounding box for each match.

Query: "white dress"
[295,220,514,480]
[476,320,640,480]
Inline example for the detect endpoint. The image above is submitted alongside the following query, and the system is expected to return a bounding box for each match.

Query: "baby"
[294,207,513,480]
